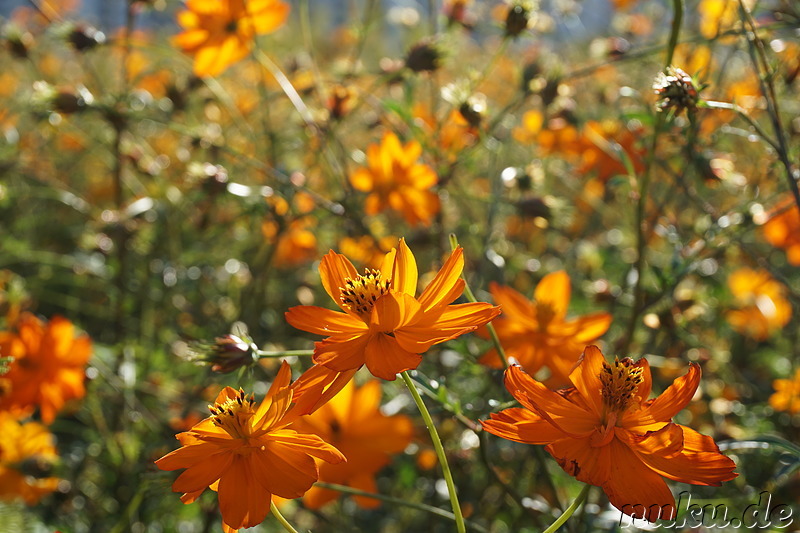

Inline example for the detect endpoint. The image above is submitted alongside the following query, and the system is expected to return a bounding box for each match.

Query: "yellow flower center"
[339,269,391,321]
[599,357,643,413]
[209,388,256,439]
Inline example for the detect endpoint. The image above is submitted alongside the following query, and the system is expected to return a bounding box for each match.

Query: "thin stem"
[270,501,300,533]
[256,349,315,359]
[448,234,508,368]
[542,483,591,533]
[704,100,781,152]
[400,371,466,533]
[315,482,489,533]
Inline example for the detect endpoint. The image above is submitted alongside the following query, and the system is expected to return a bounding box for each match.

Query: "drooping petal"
[643,363,701,423]
[533,271,571,321]
[249,443,318,499]
[601,438,677,523]
[417,247,465,311]
[481,407,566,445]
[171,452,234,494]
[285,305,368,336]
[567,345,606,419]
[217,458,272,530]
[312,335,370,372]
[626,424,737,486]
[364,333,422,380]
[319,250,359,308]
[268,429,347,465]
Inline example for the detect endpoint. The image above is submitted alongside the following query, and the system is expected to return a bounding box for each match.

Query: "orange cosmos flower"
[290,379,414,509]
[479,271,611,387]
[769,369,800,414]
[349,133,440,226]
[482,346,737,522]
[173,0,290,77]
[725,268,791,341]
[0,412,60,505]
[762,197,800,266]
[155,361,346,532]
[285,238,501,380]
[0,313,92,424]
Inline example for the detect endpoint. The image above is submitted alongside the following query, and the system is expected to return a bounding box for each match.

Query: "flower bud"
[653,66,700,115]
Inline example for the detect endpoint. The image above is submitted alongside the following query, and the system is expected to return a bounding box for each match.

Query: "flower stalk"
[400,370,466,533]
[270,501,300,533]
[542,483,591,533]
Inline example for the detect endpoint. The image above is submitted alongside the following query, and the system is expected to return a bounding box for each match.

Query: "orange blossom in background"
[482,346,737,522]
[173,0,290,77]
[479,271,611,387]
[286,238,501,380]
[291,379,414,509]
[0,313,92,424]
[725,267,791,341]
[762,197,800,266]
[349,132,440,226]
[0,411,60,505]
[769,368,800,414]
[155,361,346,532]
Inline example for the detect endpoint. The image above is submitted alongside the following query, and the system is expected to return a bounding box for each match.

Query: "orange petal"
[601,438,677,522]
[488,282,537,325]
[350,472,382,509]
[567,345,606,419]
[369,292,423,332]
[269,429,346,464]
[481,407,565,445]
[388,238,418,297]
[417,247,465,311]
[546,434,611,486]
[319,250,359,308]
[394,302,500,353]
[627,424,737,486]
[533,271,571,321]
[250,442,318,498]
[364,333,422,380]
[313,335,370,372]
[289,365,358,418]
[558,312,612,342]
[349,168,374,192]
[302,484,340,509]
[218,458,272,529]
[172,452,234,494]
[156,441,227,471]
[644,363,700,423]
[285,305,367,336]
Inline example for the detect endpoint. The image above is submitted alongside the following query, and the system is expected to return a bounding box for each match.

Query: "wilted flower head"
[405,40,442,73]
[653,66,700,114]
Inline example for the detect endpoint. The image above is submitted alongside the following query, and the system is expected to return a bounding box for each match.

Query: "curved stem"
[542,483,591,533]
[448,234,508,368]
[400,371,466,533]
[315,482,489,533]
[270,501,300,533]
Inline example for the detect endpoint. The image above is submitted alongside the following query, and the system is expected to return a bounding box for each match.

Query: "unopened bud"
[653,66,700,115]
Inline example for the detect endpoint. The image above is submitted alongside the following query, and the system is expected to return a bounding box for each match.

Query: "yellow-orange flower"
[0,313,92,424]
[290,379,414,509]
[479,271,611,387]
[349,133,440,227]
[725,268,791,341]
[762,197,800,266]
[173,0,290,77]
[286,238,501,380]
[769,369,800,414]
[482,346,737,522]
[0,412,59,505]
[155,362,346,532]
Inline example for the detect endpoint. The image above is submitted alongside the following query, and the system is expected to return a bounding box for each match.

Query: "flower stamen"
[599,357,643,413]
[209,388,256,439]
[339,269,391,321]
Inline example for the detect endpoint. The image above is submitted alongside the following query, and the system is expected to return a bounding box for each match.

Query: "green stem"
[316,482,489,533]
[542,483,591,533]
[270,501,300,533]
[448,234,508,368]
[256,349,315,359]
[400,371,466,533]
